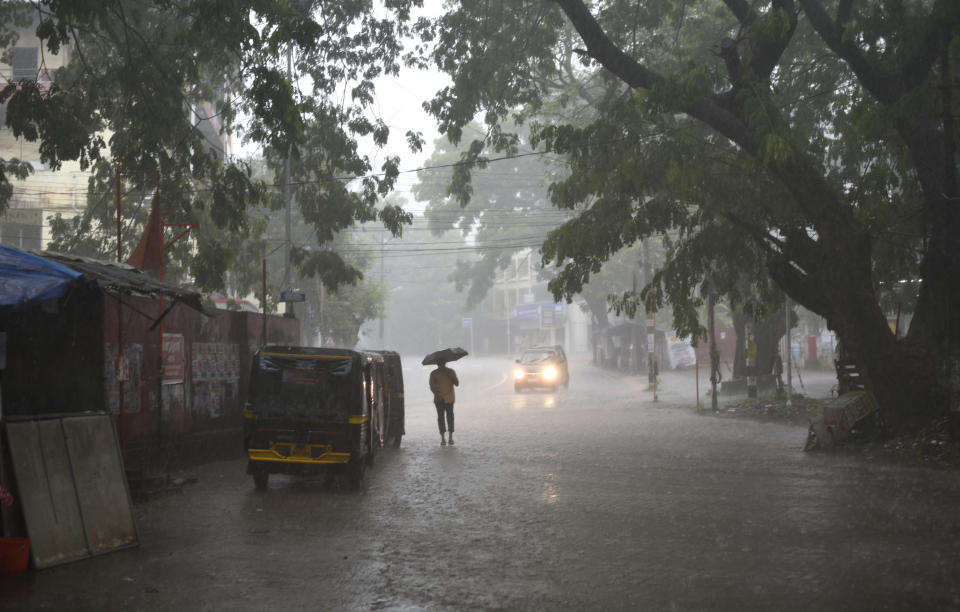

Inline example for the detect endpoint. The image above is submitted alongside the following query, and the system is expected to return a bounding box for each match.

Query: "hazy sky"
[365,53,449,214]
[363,0,449,214]
[233,1,451,214]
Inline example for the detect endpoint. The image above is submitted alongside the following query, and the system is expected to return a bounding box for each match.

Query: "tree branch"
[751,0,798,80]
[553,0,754,150]
[721,0,756,27]
[767,256,832,319]
[797,0,949,104]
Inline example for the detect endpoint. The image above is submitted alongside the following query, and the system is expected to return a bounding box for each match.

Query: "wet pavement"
[3,357,960,610]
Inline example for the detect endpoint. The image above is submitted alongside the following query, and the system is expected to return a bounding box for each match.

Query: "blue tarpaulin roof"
[0,245,83,307]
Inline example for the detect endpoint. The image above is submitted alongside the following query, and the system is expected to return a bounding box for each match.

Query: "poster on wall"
[162,333,185,383]
[190,342,240,417]
[666,332,697,369]
[105,344,143,414]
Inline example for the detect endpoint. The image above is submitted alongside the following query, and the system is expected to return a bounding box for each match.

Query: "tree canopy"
[421,0,960,430]
[0,0,425,294]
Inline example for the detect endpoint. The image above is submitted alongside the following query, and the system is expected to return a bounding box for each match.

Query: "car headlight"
[514,368,525,380]
[543,365,558,381]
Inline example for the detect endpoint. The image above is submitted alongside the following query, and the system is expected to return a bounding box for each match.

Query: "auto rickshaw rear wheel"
[348,459,365,487]
[253,470,269,490]
[367,427,376,466]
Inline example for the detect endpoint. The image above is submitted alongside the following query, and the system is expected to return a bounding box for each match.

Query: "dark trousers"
[434,398,454,434]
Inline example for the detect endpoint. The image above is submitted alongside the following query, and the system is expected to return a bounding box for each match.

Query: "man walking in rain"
[429,360,459,446]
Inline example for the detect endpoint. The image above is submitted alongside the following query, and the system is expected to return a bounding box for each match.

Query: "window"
[11,47,38,81]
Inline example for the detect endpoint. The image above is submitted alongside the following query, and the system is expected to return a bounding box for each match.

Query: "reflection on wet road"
[4,357,960,610]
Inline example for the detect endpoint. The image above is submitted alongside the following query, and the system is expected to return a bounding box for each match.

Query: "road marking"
[480,374,509,392]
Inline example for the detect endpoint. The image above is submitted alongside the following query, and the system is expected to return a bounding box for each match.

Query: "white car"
[513,346,569,392]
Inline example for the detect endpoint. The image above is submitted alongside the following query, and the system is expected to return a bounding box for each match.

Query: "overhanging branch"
[553,0,753,150]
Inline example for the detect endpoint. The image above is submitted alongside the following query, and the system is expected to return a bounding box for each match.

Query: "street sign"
[515,304,540,319]
[541,308,554,330]
[279,290,306,303]
[462,317,473,329]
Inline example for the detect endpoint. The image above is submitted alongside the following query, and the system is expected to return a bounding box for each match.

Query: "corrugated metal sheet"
[29,251,210,315]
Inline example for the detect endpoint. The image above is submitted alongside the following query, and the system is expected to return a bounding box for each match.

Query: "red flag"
[126,196,164,271]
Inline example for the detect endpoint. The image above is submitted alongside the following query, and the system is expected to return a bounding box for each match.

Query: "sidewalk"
[582,359,838,409]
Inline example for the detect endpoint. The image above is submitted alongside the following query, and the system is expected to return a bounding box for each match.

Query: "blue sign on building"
[515,303,540,320]
[514,301,565,328]
[541,308,554,330]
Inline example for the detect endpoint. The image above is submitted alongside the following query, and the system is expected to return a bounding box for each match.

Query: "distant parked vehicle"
[513,345,569,392]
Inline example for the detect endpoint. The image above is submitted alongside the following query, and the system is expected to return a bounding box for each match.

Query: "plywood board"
[5,419,89,568]
[62,416,137,554]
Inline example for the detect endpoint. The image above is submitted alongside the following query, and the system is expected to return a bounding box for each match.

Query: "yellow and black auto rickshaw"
[244,346,389,488]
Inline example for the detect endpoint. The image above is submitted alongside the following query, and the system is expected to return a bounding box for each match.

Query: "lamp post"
[785,296,793,407]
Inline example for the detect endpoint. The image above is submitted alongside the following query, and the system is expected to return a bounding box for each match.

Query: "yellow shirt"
[429,367,459,403]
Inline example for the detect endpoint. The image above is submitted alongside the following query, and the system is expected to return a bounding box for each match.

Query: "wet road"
[4,357,960,610]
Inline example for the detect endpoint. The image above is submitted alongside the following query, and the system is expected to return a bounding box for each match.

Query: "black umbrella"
[422,347,468,366]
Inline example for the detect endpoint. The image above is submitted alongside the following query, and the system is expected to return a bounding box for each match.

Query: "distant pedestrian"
[429,360,459,446]
[773,352,784,393]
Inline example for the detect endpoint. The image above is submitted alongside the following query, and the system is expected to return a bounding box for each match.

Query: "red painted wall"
[694,327,737,370]
[102,295,299,445]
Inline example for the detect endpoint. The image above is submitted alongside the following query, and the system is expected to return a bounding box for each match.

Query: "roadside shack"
[0,246,298,570]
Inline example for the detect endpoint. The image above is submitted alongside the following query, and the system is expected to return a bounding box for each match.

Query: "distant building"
[473,248,590,356]
[0,14,232,252]
[0,16,85,249]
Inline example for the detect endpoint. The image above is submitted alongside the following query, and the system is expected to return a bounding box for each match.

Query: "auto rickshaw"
[244,346,388,488]
[371,350,405,447]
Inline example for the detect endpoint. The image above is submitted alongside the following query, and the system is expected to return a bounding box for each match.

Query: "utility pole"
[643,241,656,388]
[746,320,757,399]
[652,288,658,402]
[785,296,793,407]
[280,45,294,319]
[261,255,267,345]
[379,233,384,339]
[941,28,959,441]
[708,289,719,412]
[116,168,125,454]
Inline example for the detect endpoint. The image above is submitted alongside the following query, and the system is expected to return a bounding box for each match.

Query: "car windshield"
[520,350,557,364]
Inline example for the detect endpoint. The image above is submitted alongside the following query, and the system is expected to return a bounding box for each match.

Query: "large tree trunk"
[584,293,609,365]
[770,227,941,432]
[732,306,791,381]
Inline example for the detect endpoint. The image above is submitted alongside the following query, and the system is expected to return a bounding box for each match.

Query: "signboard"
[665,332,697,369]
[540,308,554,330]
[515,303,540,320]
[515,301,565,322]
[162,333,185,383]
[279,290,306,302]
[462,317,472,329]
